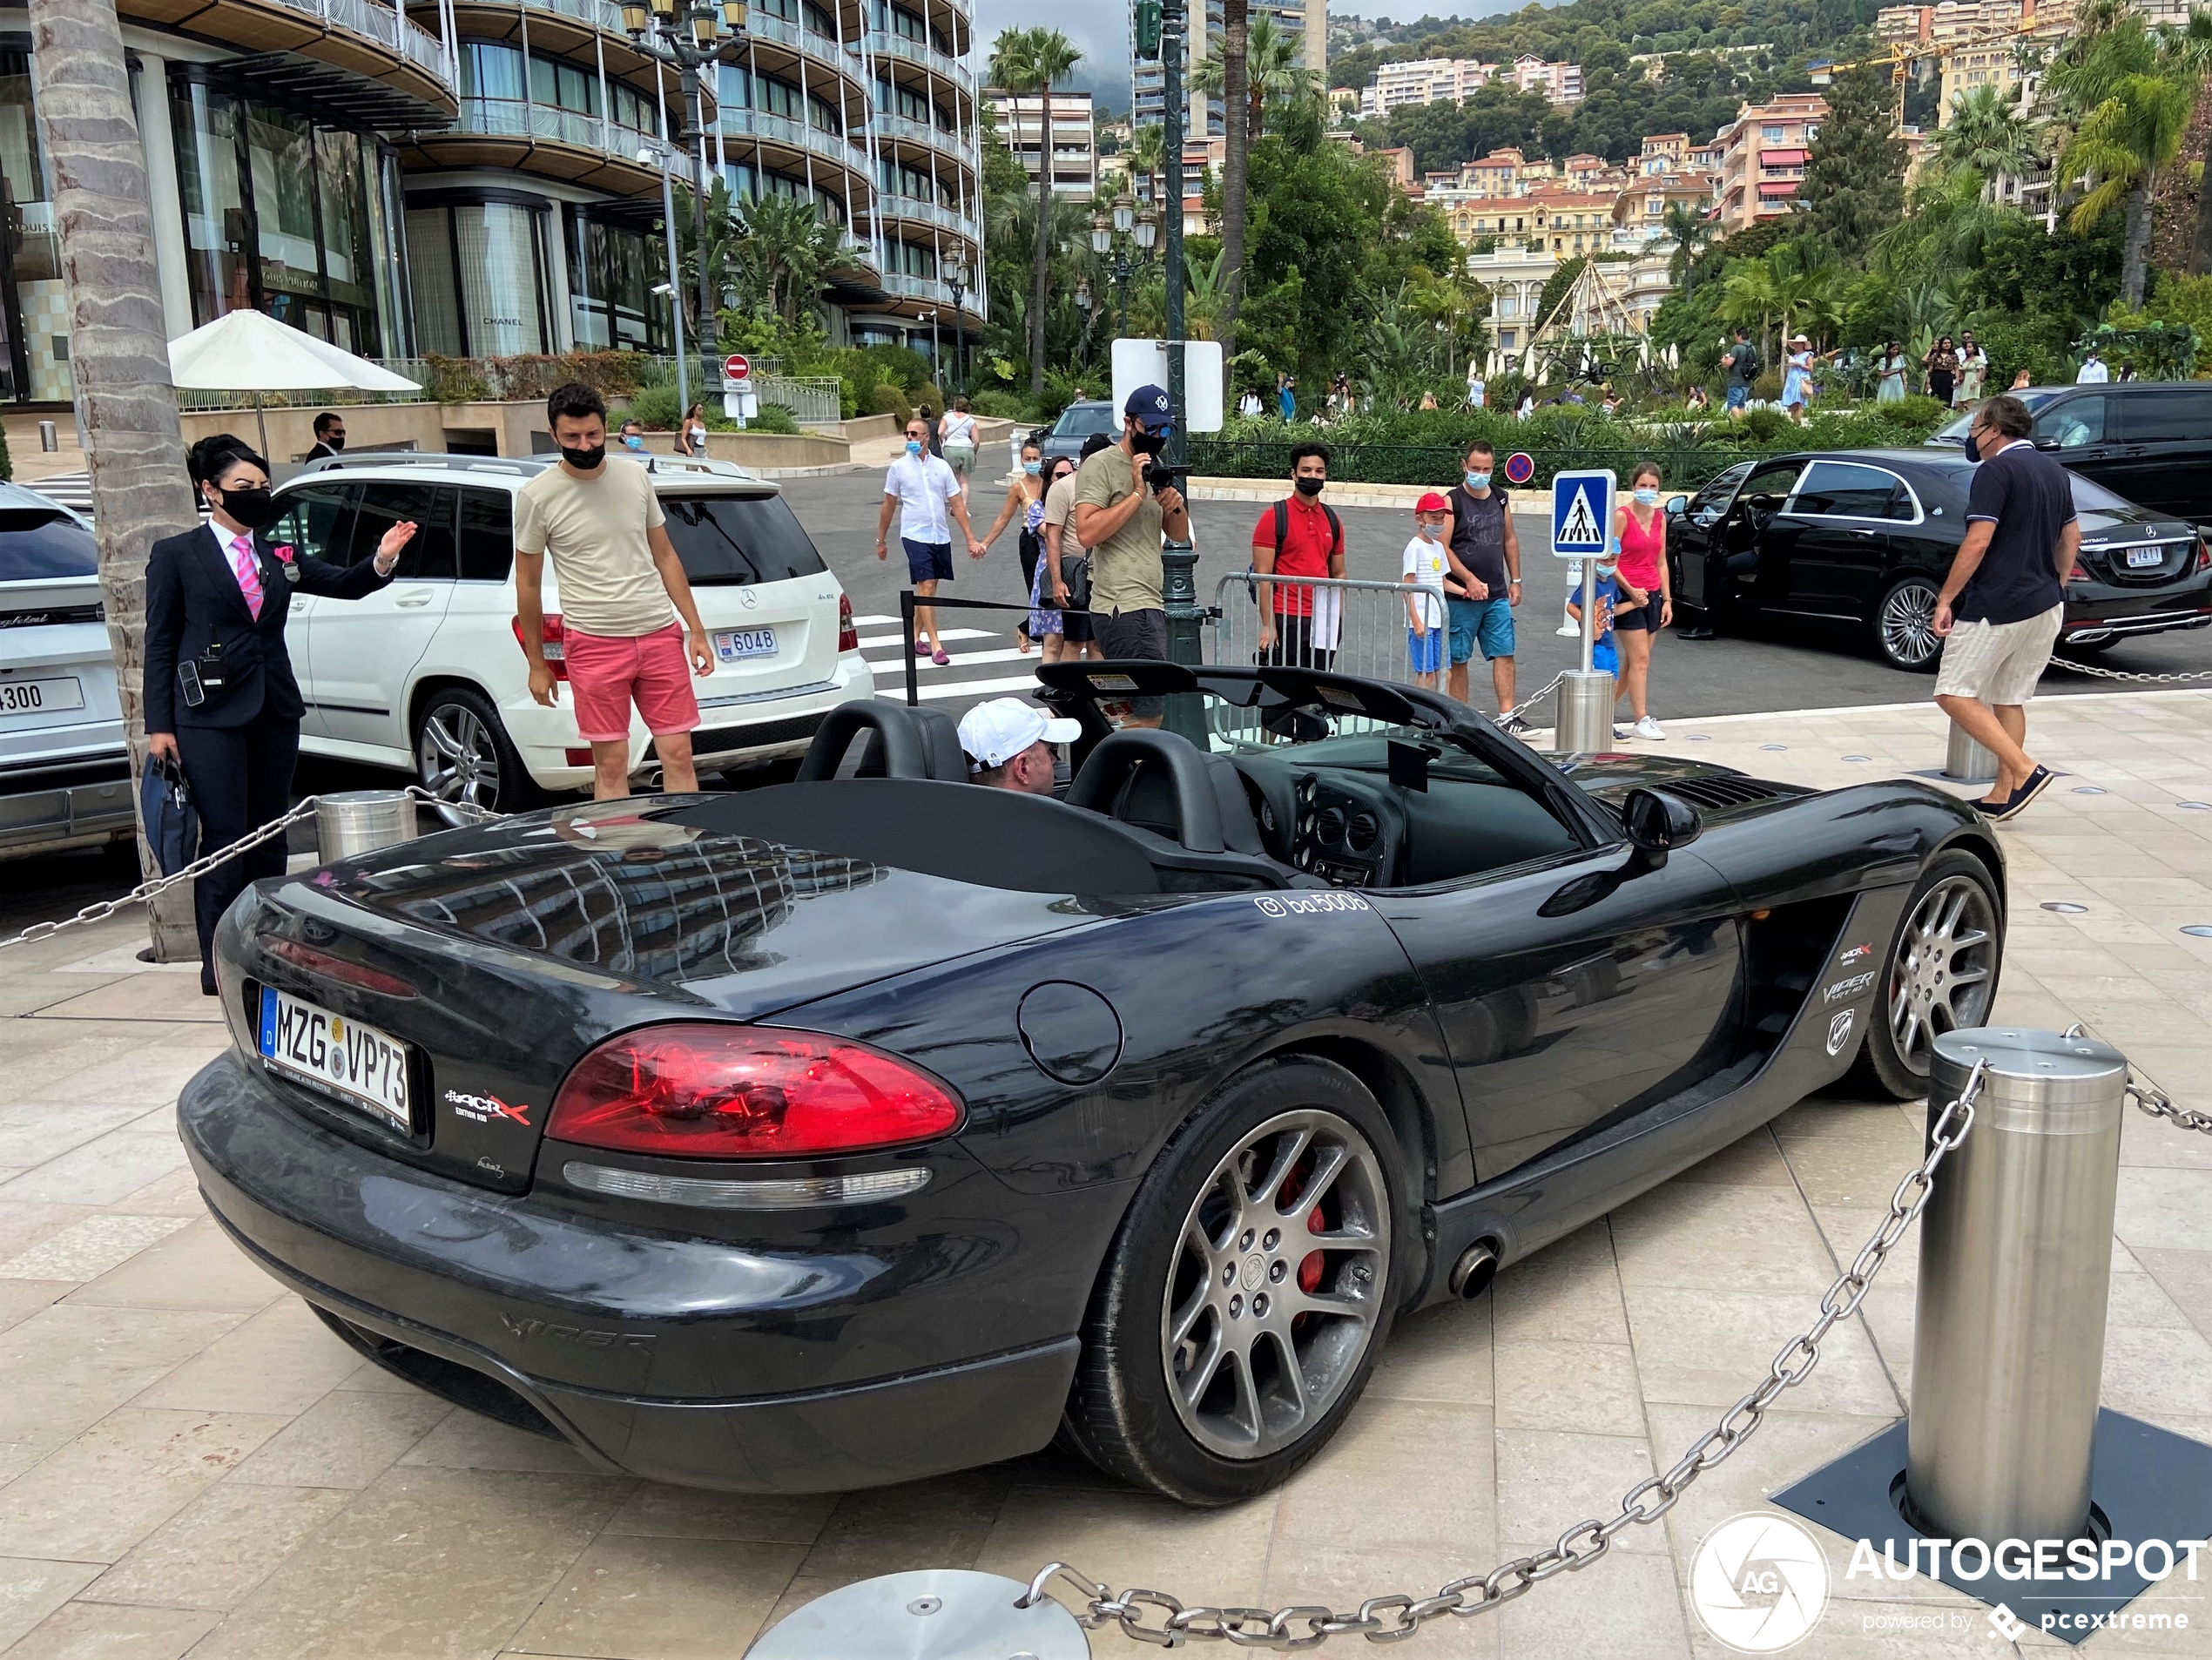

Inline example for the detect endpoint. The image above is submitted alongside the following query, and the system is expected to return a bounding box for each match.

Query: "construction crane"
[1812,14,2053,127]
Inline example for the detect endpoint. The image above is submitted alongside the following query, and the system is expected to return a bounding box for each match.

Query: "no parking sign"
[1502,451,1535,486]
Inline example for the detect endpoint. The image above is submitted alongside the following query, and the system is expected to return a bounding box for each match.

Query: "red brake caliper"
[1298,1205,1325,1294]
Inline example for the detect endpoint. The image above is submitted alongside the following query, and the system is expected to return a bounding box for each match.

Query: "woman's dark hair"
[1630,459,1663,488]
[684,402,704,420]
[1078,432,1114,461]
[547,381,606,425]
[187,434,266,490]
[1288,440,1331,472]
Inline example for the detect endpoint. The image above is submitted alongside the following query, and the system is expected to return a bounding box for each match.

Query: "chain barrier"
[1018,1064,1987,1650]
[1507,670,1568,721]
[0,786,501,955]
[2128,1076,2212,1136]
[2047,656,2212,686]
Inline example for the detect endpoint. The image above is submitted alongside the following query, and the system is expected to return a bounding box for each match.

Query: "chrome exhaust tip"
[1448,1241,1500,1299]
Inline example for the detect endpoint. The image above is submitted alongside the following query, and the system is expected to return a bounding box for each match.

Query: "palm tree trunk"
[1028,81,1053,397]
[1218,0,1249,364]
[2195,172,2212,276]
[2122,179,2151,307]
[30,0,199,960]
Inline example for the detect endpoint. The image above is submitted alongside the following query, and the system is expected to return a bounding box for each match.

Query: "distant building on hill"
[1712,92,1828,230]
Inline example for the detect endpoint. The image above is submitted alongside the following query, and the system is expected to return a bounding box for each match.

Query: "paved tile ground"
[3,691,2211,1658]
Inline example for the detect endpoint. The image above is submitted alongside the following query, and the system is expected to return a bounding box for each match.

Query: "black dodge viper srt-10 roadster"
[181,664,2004,1505]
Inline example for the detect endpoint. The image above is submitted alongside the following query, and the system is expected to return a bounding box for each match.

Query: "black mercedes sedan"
[180,666,2003,1504]
[1666,448,2212,671]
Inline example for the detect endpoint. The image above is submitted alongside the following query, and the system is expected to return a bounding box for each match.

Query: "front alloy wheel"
[1161,1110,1392,1461]
[1877,577,1943,672]
[1854,852,2003,1098]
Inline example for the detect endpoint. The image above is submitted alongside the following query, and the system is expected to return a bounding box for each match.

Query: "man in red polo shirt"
[1252,441,1345,668]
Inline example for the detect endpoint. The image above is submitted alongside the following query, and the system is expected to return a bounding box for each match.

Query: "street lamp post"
[942,253,969,396]
[921,308,938,388]
[620,0,747,346]
[1156,0,1200,745]
[1075,277,1095,369]
[637,143,687,424]
[1089,192,1156,348]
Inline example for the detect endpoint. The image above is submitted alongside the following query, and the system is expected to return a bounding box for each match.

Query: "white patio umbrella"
[168,310,421,460]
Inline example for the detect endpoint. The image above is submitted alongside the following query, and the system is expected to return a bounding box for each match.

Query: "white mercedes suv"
[270,453,873,813]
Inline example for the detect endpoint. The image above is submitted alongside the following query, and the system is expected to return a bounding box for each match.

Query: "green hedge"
[1191,400,1952,489]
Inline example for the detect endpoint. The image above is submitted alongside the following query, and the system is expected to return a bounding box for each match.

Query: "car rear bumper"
[179,1050,1081,1493]
[0,753,134,855]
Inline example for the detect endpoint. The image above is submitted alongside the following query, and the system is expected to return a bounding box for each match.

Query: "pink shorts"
[563,621,700,742]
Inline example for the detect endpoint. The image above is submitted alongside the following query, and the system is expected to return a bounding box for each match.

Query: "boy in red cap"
[1403,492,1456,690]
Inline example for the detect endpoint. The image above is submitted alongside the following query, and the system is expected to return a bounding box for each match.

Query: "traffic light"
[1134,0,1162,59]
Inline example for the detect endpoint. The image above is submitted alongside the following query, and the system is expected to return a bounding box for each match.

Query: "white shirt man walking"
[2075,349,2110,384]
[877,415,986,665]
[1932,394,2077,821]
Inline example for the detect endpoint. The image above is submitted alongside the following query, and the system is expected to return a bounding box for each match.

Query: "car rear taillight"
[510,614,569,680]
[264,937,418,999]
[2067,564,2090,584]
[837,592,859,653]
[2197,537,2210,574]
[548,1023,962,1158]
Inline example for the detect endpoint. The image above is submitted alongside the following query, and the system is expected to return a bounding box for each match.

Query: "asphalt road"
[9,464,2209,935]
[780,469,2212,725]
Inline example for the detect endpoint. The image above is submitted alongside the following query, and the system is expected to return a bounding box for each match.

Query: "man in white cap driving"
[957,698,1080,795]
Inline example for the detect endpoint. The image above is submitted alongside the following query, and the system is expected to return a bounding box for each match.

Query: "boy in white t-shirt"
[1403,491,1455,689]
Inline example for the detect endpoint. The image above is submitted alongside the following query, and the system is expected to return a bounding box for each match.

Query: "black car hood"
[307,797,1098,1016]
[1550,752,1813,818]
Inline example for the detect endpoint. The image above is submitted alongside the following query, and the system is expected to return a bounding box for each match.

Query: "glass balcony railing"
[865,28,965,87]
[875,193,979,241]
[455,97,658,162]
[274,0,456,91]
[746,10,861,81]
[870,109,969,157]
[718,105,868,179]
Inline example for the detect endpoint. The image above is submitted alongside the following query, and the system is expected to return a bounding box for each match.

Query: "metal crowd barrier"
[1208,571,1439,689]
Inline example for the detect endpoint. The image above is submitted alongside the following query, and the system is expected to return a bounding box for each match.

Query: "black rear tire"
[1060,1056,1414,1505]
[1851,849,2005,1099]
[413,686,544,820]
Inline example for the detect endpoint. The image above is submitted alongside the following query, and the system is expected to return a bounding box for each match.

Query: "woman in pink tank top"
[1608,461,1673,741]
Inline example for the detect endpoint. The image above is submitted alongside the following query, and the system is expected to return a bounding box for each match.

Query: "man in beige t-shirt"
[515,383,711,800]
[1073,385,1190,722]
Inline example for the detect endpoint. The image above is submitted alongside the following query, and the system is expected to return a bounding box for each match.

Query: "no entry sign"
[723,354,752,385]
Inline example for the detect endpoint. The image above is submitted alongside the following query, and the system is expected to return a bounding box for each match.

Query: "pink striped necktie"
[231,534,263,620]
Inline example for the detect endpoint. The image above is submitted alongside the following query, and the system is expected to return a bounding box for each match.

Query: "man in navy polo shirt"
[1933,394,2078,821]
[1251,442,1345,669]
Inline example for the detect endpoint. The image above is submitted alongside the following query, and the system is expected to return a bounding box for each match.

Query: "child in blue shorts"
[1402,491,1454,689]
[1567,559,1624,729]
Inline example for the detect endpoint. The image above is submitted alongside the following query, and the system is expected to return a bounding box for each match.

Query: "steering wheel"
[1065,730,1229,854]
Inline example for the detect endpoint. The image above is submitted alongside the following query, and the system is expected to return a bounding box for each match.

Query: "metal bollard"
[1942,719,1998,784]
[37,419,57,453]
[1906,1026,2128,1544]
[315,791,417,861]
[1554,670,1615,754]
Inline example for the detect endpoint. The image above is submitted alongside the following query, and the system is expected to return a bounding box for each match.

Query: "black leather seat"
[797,699,968,784]
[1067,730,1295,890]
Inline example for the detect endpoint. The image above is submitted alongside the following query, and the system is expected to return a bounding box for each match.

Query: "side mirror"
[1665,495,1689,515]
[2033,436,2060,451]
[1621,787,1702,872]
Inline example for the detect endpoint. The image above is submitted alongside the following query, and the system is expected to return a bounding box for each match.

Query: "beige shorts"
[1933,604,2063,705]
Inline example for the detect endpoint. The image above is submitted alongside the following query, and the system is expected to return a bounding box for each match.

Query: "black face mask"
[1130,427,1165,457]
[1294,476,1325,497]
[324,435,345,452]
[213,485,279,530]
[560,442,607,471]
[1963,431,1982,463]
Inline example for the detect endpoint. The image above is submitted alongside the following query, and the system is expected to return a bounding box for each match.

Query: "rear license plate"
[2127,546,2165,569]
[0,676,84,716]
[258,984,413,1133]
[713,627,778,662]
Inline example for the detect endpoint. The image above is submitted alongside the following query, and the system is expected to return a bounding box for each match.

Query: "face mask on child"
[1417,522,1442,541]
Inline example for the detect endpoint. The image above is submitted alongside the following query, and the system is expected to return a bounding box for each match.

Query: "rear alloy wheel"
[415,687,540,821]
[1875,577,1944,672]
[1061,1058,1407,1503]
[1854,852,2002,1098]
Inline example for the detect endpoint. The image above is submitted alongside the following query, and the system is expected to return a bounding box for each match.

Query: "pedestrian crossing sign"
[1551,469,1615,559]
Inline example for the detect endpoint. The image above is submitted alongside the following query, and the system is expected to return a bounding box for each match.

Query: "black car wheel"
[1874,577,1944,672]
[1853,851,2002,1099]
[1061,1056,1408,1504]
[415,687,541,821]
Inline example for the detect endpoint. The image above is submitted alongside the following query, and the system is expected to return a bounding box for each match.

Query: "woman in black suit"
[145,435,418,994]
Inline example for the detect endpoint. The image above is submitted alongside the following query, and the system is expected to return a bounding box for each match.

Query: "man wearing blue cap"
[1072,384,1191,723]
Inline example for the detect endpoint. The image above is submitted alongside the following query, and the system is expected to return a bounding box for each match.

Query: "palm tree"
[1196,13,1318,141]
[2045,13,2199,306]
[1719,256,1784,365]
[1217,0,1250,367]
[30,0,199,958]
[1127,122,1167,206]
[735,192,845,323]
[1935,84,2044,186]
[988,26,1082,396]
[1660,201,1713,300]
